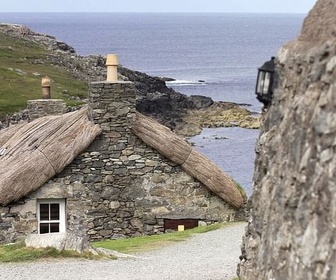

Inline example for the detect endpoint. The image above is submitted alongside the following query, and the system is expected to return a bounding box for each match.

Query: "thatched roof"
[131,112,246,209]
[0,108,245,209]
[0,107,102,206]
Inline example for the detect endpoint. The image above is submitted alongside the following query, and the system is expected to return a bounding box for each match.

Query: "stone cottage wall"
[0,80,238,243]
[238,1,336,279]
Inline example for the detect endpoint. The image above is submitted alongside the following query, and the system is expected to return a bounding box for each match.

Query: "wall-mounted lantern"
[255,56,275,107]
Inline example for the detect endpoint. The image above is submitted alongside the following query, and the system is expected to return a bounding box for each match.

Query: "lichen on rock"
[238,1,336,279]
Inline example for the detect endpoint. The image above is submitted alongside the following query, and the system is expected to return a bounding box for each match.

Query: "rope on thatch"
[130,112,246,209]
[0,107,102,206]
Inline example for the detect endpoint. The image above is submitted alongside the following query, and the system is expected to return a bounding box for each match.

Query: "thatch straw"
[0,107,101,206]
[0,107,245,209]
[130,112,246,209]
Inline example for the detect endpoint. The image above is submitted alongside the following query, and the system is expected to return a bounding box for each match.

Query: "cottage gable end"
[0,67,244,243]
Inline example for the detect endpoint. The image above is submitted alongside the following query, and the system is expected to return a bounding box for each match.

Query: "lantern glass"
[257,71,271,95]
[255,57,275,107]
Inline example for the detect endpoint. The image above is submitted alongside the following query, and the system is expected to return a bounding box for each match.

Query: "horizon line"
[0,11,309,15]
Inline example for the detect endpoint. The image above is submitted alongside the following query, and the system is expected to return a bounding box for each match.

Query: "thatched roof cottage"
[0,56,245,243]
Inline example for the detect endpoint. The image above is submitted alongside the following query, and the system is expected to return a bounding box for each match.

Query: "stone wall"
[27,99,67,120]
[0,99,67,130]
[238,1,336,279]
[0,81,238,243]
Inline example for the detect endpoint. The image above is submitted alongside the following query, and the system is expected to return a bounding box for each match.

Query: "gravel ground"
[0,223,246,280]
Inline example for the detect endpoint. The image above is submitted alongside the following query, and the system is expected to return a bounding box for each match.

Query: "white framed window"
[37,199,66,234]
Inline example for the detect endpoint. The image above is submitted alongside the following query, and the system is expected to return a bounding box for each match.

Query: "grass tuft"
[0,224,231,262]
[0,241,109,262]
[233,180,247,200]
[93,223,224,254]
[0,31,87,119]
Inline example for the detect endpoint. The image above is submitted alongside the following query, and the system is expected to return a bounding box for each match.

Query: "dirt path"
[0,223,246,280]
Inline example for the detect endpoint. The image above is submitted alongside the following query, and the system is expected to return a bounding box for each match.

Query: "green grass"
[0,31,87,119]
[0,223,232,262]
[233,180,247,201]
[93,223,224,254]
[0,241,109,262]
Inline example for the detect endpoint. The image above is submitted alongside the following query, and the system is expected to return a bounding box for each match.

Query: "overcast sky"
[1,0,317,13]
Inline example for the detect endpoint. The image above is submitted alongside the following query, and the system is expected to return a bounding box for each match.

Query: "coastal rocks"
[180,102,260,136]
[55,41,76,53]
[188,95,214,109]
[119,67,173,96]
[0,23,259,135]
[1,24,75,54]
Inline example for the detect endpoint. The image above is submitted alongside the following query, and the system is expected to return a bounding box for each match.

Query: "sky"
[1,0,318,14]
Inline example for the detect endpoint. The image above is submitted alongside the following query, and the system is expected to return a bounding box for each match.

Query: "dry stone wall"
[238,1,336,279]
[27,99,67,120]
[0,99,67,130]
[0,81,238,243]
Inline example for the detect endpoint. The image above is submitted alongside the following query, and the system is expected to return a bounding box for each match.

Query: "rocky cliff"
[0,24,259,136]
[238,0,336,279]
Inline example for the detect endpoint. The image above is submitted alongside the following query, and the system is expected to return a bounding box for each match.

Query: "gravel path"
[0,223,246,280]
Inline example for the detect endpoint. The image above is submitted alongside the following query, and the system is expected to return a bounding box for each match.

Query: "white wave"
[165,80,207,86]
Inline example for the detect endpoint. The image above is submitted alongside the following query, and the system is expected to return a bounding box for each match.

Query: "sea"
[0,13,306,196]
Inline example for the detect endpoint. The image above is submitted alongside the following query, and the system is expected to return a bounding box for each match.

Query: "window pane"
[50,204,60,220]
[38,200,65,234]
[50,223,60,233]
[40,204,49,220]
[40,223,49,234]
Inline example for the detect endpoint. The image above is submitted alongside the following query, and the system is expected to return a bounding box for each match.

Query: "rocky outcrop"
[0,23,259,135]
[299,0,336,42]
[180,102,260,136]
[238,1,336,279]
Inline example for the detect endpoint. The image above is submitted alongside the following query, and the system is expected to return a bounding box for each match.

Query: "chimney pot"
[106,54,119,82]
[41,76,51,99]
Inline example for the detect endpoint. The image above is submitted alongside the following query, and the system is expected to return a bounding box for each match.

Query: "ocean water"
[190,127,260,194]
[0,13,305,195]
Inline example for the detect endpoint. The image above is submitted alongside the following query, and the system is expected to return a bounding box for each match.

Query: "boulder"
[189,95,214,109]
[25,232,94,253]
[25,232,140,259]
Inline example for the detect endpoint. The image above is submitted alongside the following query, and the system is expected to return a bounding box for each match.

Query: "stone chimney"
[27,77,67,120]
[88,53,136,139]
[87,53,138,188]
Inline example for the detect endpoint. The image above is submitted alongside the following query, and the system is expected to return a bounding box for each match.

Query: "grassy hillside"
[0,29,87,119]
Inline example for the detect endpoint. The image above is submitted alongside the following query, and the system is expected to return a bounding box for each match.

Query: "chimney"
[106,54,118,82]
[88,53,136,127]
[27,77,66,120]
[41,76,51,99]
